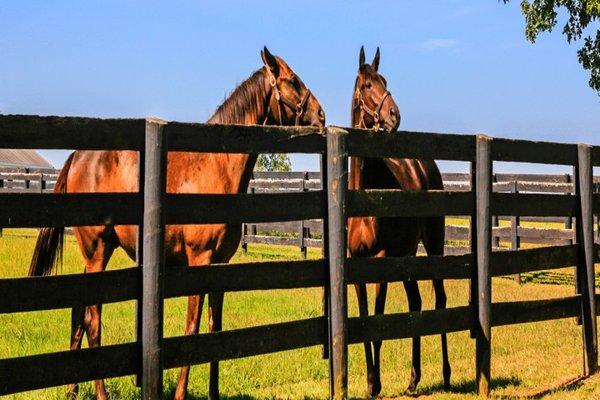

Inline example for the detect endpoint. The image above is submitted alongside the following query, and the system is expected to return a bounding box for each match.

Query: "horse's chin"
[383,122,399,133]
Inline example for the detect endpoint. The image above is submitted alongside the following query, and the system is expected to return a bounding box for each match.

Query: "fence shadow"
[404,375,521,397]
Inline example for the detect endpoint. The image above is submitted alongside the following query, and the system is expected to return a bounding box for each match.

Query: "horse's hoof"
[406,380,418,393]
[208,393,220,400]
[366,381,382,398]
[443,381,451,391]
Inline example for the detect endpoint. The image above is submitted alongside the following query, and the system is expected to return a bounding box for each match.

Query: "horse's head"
[352,46,400,132]
[261,47,325,127]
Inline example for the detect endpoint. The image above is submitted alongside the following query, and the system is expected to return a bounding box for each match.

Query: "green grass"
[1,229,600,399]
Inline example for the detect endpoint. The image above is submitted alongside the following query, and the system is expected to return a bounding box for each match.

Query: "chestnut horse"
[347,47,450,397]
[28,47,325,400]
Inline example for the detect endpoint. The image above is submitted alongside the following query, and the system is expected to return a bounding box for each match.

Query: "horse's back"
[67,150,138,193]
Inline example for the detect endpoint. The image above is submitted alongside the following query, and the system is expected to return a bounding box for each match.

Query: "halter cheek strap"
[353,89,391,131]
[264,69,312,126]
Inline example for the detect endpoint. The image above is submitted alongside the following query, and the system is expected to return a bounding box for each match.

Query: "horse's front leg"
[208,292,224,400]
[371,282,387,396]
[403,280,422,392]
[355,283,377,398]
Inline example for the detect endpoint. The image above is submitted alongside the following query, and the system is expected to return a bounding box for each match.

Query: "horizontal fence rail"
[1,115,600,399]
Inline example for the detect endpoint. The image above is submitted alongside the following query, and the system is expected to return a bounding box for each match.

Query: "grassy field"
[1,228,600,399]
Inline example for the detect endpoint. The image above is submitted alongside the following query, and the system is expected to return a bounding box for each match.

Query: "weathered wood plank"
[495,173,572,183]
[326,127,348,399]
[347,190,473,217]
[164,260,326,296]
[0,268,139,313]
[445,225,470,240]
[252,171,321,180]
[242,235,299,247]
[0,343,138,395]
[490,245,581,276]
[345,254,472,283]
[492,193,577,217]
[0,193,141,227]
[163,317,325,368]
[475,134,492,396]
[491,296,581,326]
[576,144,598,375]
[249,178,321,190]
[344,128,475,161]
[165,123,326,154]
[348,306,473,344]
[491,137,577,165]
[166,191,325,224]
[0,115,144,150]
[591,146,600,166]
[141,119,166,399]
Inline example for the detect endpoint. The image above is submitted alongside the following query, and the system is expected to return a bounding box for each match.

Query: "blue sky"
[1,1,598,173]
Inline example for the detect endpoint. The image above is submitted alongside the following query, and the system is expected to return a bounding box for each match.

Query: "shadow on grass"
[69,374,585,400]
[404,375,521,397]
[405,374,586,399]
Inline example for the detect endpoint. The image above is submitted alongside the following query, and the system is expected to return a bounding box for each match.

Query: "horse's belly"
[348,217,423,257]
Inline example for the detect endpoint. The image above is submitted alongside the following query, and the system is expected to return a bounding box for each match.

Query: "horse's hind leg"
[371,282,388,397]
[355,283,376,398]
[83,303,108,398]
[67,304,86,399]
[73,226,116,400]
[208,292,224,400]
[424,216,451,389]
[174,294,206,400]
[403,280,422,392]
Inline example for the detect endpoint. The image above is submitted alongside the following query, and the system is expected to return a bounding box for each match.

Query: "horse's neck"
[201,90,268,194]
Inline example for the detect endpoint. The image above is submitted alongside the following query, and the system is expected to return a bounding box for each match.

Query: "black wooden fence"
[242,171,600,263]
[0,115,599,399]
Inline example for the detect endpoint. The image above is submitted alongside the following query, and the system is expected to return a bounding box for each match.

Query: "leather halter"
[264,69,312,126]
[353,88,391,131]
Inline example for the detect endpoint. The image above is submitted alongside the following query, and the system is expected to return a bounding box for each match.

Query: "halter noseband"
[353,88,391,131]
[264,69,312,126]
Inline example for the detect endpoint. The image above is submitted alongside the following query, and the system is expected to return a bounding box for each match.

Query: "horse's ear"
[261,46,280,77]
[359,46,366,70]
[372,47,380,71]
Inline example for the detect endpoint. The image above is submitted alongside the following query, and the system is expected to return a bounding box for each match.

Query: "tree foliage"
[255,153,292,172]
[503,0,600,93]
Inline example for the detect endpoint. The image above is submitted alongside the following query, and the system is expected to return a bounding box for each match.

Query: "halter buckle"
[269,74,277,88]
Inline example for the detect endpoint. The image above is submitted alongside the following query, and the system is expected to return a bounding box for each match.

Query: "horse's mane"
[208,68,268,125]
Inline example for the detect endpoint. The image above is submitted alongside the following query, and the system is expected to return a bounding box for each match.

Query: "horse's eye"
[365,81,372,89]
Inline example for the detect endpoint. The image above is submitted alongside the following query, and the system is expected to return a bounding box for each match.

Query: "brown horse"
[347,47,450,397]
[28,47,325,400]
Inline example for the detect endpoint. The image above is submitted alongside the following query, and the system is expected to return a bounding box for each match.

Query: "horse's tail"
[28,153,75,277]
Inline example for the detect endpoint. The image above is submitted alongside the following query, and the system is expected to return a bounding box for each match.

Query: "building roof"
[0,149,54,169]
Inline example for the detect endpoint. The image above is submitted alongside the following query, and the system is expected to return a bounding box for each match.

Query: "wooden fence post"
[475,134,492,397]
[0,174,3,237]
[469,160,477,339]
[142,118,167,399]
[37,173,43,194]
[299,172,308,259]
[326,127,348,400]
[566,172,575,246]
[320,153,331,365]
[576,144,598,376]
[135,137,146,387]
[491,174,499,249]
[511,181,521,284]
